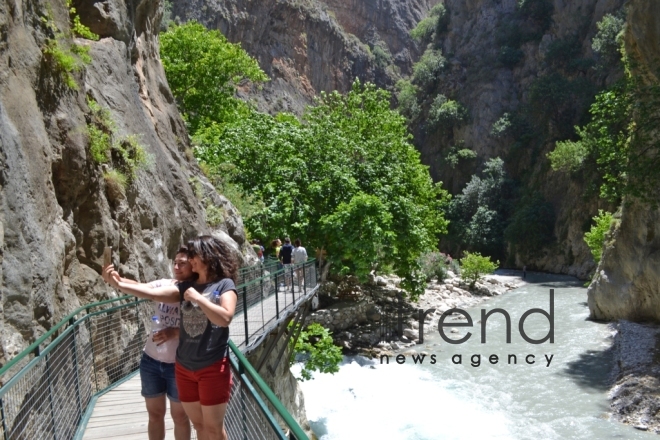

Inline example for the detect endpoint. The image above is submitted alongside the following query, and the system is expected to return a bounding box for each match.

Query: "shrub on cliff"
[410,3,448,43]
[592,13,625,66]
[427,94,468,131]
[289,323,342,382]
[412,48,446,91]
[548,78,660,204]
[584,210,614,264]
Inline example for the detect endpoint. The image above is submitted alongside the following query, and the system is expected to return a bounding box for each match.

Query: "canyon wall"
[170,0,437,114]
[587,0,660,321]
[0,0,252,365]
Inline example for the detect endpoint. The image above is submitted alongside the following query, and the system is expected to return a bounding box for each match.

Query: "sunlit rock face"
[0,0,252,365]
[588,0,660,322]
[169,0,435,114]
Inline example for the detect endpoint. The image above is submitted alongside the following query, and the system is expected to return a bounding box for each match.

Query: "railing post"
[303,262,307,297]
[291,266,296,303]
[45,353,58,440]
[275,274,280,320]
[238,359,248,440]
[70,318,83,421]
[243,286,249,346]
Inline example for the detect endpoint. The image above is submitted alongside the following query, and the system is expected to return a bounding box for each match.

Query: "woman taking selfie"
[103,235,238,440]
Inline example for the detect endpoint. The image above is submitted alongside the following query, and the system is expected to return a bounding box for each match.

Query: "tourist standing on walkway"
[292,239,308,288]
[103,236,238,440]
[251,239,264,263]
[279,237,294,288]
[272,238,283,270]
[103,248,192,440]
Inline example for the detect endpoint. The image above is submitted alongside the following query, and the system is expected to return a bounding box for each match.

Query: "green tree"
[396,79,420,121]
[504,193,556,259]
[459,252,498,288]
[410,3,448,43]
[159,21,268,133]
[592,13,625,66]
[289,323,343,382]
[320,193,395,277]
[584,210,613,264]
[412,48,446,91]
[195,80,449,298]
[446,158,513,260]
[428,95,468,131]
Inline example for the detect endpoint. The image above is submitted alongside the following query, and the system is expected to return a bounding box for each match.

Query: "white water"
[294,273,658,440]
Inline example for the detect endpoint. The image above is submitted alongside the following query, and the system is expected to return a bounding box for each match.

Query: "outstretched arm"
[102,265,180,303]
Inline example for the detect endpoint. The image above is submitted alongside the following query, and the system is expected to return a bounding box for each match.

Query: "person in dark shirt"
[103,236,238,440]
[279,237,294,289]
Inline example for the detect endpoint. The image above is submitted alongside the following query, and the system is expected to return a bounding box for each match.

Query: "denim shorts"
[140,352,179,402]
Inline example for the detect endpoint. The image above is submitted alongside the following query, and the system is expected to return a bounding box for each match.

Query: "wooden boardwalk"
[82,282,315,439]
[82,373,177,440]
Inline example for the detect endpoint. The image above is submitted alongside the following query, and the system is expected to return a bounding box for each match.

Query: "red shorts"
[175,357,232,405]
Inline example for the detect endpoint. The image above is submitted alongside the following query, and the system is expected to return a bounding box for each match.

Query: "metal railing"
[0,260,318,440]
[231,260,319,353]
[0,297,152,440]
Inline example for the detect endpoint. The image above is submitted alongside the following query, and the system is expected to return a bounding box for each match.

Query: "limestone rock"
[0,0,252,368]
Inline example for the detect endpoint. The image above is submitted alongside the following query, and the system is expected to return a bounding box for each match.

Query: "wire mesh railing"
[0,260,318,440]
[231,260,319,353]
[0,297,152,440]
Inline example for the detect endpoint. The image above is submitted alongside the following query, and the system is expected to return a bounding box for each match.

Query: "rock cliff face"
[422,0,624,278]
[0,0,252,364]
[587,0,660,321]
[170,0,436,114]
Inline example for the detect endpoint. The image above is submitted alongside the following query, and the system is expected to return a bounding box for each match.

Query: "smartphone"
[103,246,112,266]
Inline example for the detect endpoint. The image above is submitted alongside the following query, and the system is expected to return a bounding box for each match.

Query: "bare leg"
[145,396,166,440]
[182,401,208,440]
[201,403,229,440]
[170,400,191,440]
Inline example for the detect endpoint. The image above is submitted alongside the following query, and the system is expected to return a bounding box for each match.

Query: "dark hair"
[294,239,301,247]
[176,246,189,256]
[187,235,238,283]
[284,237,291,244]
[271,239,279,248]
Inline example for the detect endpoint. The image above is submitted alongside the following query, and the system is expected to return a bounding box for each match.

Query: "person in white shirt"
[107,248,193,440]
[292,239,308,288]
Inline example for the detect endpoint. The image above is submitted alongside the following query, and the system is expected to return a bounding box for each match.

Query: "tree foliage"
[459,252,498,288]
[289,323,343,382]
[592,13,625,66]
[504,193,556,259]
[195,80,449,298]
[583,210,613,264]
[428,95,468,131]
[410,3,448,43]
[445,158,514,260]
[412,48,446,91]
[159,22,268,133]
[396,79,420,121]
